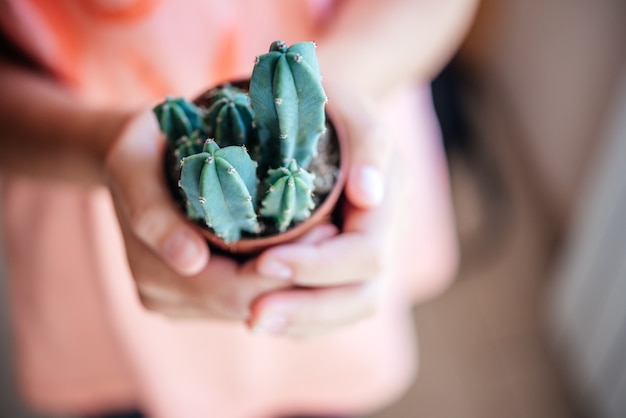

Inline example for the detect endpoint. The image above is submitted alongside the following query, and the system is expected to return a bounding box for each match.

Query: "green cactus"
[204,85,257,150]
[179,139,260,243]
[260,159,315,232]
[156,40,331,243]
[153,95,205,145]
[249,40,327,169]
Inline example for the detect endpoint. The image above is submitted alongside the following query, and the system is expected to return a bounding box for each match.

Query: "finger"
[325,80,392,209]
[248,279,382,338]
[257,234,382,287]
[128,235,291,320]
[256,223,339,280]
[257,194,390,287]
[256,159,401,286]
[166,255,292,320]
[293,223,339,245]
[106,109,209,276]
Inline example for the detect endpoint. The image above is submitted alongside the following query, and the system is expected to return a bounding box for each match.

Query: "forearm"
[316,0,479,98]
[0,59,134,185]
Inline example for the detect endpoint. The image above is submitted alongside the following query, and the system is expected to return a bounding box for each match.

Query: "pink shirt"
[0,1,458,417]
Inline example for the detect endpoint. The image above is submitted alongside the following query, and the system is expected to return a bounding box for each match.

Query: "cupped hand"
[104,108,333,320]
[248,81,402,338]
[119,205,337,320]
[105,109,209,277]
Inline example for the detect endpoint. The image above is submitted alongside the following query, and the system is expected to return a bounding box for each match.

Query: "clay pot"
[164,81,348,256]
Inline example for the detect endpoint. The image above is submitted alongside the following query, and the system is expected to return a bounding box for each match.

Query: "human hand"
[104,108,314,320]
[248,81,401,337]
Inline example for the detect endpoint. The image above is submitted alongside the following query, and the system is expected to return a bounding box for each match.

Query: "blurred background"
[2,0,626,417]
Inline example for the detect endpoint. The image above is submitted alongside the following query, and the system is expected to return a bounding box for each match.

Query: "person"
[0,1,477,417]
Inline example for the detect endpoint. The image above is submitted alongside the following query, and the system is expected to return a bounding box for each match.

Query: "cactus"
[179,139,260,243]
[249,40,327,169]
[260,159,315,232]
[156,40,332,243]
[153,95,206,145]
[204,85,257,150]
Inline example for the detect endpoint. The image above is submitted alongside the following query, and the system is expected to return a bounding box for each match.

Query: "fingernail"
[252,314,287,335]
[258,259,293,280]
[163,230,205,275]
[357,166,384,205]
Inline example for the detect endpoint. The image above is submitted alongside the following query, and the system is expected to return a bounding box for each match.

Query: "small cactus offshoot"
[204,85,257,149]
[153,95,205,145]
[260,160,315,232]
[155,40,330,243]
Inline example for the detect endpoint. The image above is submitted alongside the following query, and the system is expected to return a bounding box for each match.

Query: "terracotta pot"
[164,80,349,256]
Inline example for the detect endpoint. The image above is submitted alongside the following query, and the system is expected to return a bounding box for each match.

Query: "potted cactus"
[154,40,347,254]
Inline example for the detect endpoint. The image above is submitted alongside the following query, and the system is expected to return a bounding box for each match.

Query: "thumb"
[106,108,209,276]
[325,81,391,209]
